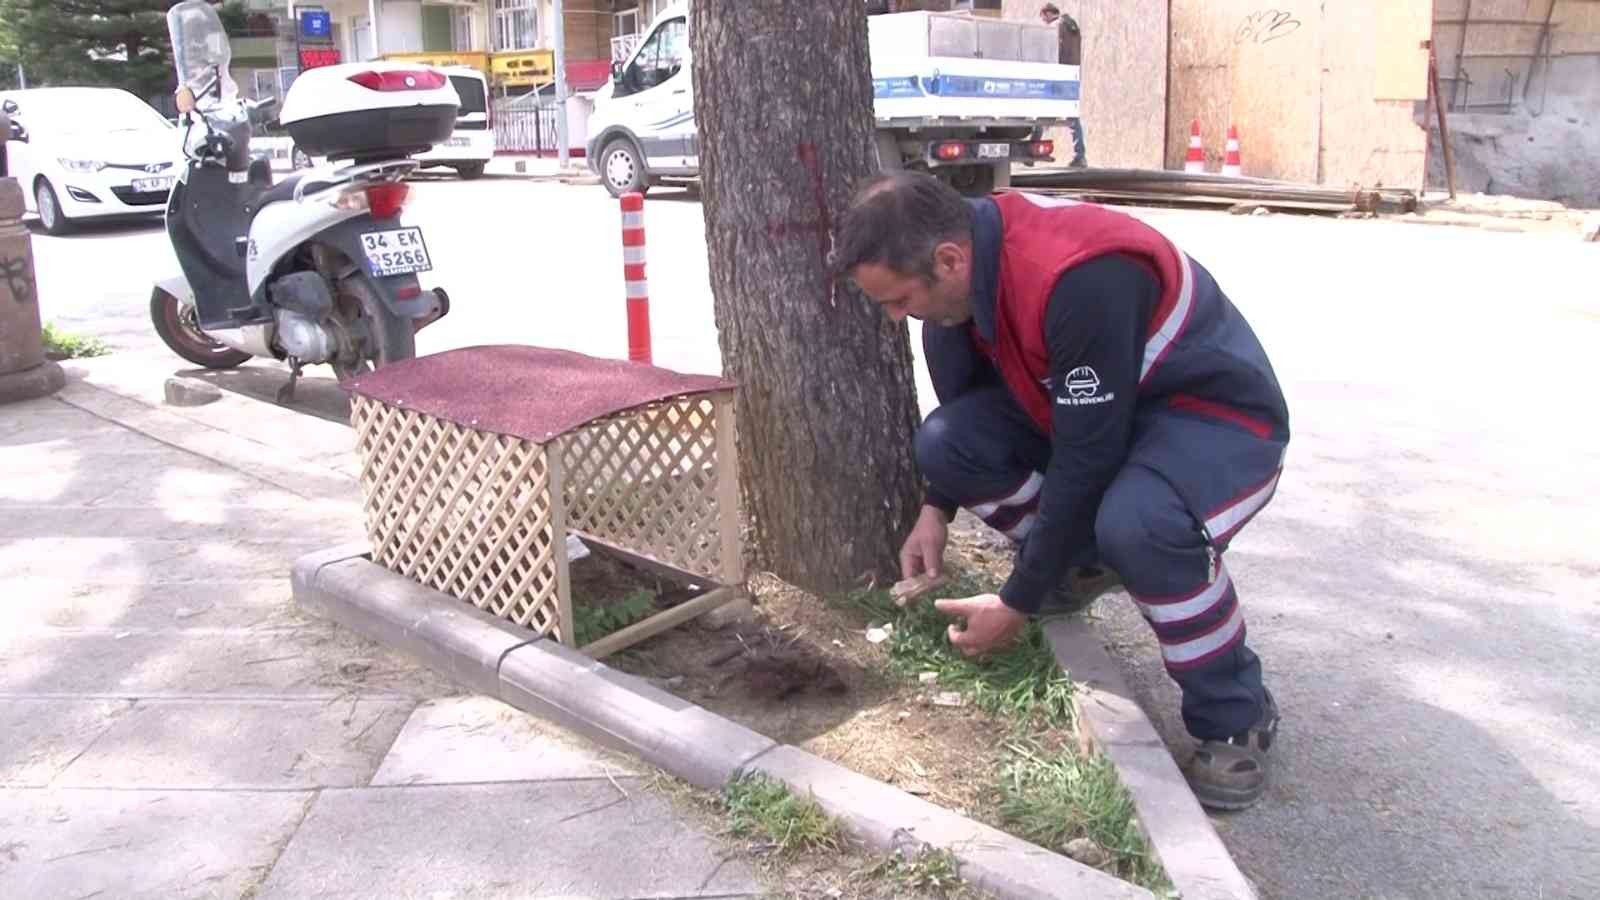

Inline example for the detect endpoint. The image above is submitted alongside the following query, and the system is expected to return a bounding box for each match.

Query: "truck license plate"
[362,228,433,277]
[132,176,175,193]
[977,143,1011,159]
[446,136,471,148]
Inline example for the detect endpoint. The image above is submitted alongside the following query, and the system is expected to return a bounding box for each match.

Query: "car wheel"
[601,139,648,198]
[455,162,486,180]
[35,179,74,236]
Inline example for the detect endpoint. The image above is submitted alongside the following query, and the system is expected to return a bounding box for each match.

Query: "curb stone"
[1045,617,1258,900]
[294,549,1153,900]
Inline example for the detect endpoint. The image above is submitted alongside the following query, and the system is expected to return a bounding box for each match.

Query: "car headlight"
[58,159,108,173]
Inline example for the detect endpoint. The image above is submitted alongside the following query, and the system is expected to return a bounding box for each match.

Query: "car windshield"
[19,93,173,136]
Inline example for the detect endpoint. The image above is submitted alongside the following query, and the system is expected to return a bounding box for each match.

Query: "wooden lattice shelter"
[345,345,743,657]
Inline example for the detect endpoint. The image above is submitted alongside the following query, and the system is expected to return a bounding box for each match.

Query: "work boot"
[1035,564,1122,617]
[1187,689,1280,811]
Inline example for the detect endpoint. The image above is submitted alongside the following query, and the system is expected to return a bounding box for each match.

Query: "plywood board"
[1320,0,1430,189]
[1000,0,1169,169]
[1376,1,1433,99]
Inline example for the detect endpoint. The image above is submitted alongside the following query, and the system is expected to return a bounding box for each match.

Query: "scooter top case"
[279,61,460,162]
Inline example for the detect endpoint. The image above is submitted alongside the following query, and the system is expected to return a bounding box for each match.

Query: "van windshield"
[449,75,487,116]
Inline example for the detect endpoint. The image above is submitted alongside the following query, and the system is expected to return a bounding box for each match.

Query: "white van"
[586,2,1079,197]
[292,65,494,179]
[413,65,495,179]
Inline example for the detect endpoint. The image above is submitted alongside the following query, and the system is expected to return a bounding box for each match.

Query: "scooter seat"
[254,173,344,216]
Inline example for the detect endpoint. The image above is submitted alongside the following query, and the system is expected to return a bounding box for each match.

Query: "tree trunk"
[692,1,924,594]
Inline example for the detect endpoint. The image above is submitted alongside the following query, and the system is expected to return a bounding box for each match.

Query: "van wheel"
[455,162,486,180]
[600,139,649,198]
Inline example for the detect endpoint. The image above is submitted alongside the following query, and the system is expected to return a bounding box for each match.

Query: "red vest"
[979,192,1193,432]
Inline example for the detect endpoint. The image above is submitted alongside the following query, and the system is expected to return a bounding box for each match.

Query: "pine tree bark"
[692,1,924,593]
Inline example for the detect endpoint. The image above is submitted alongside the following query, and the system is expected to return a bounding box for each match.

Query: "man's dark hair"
[831,171,974,283]
[1041,3,1061,15]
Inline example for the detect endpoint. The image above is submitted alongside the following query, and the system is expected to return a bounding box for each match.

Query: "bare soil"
[567,530,1024,826]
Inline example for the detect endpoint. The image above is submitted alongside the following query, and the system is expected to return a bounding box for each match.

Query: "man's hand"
[935,594,1027,657]
[899,504,949,585]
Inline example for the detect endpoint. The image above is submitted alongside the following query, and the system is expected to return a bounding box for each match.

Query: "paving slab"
[371,696,638,786]
[1,578,304,632]
[255,781,760,899]
[0,627,450,699]
[0,699,132,787]
[0,788,312,900]
[0,505,361,544]
[54,698,414,790]
[0,536,334,583]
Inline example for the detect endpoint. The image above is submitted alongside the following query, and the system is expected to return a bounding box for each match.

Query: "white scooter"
[152,0,455,400]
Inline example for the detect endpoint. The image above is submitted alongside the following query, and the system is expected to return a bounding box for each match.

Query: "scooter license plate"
[361,228,433,277]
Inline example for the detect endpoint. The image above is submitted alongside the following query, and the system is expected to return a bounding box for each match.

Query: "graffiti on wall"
[1236,9,1302,45]
[1,255,36,306]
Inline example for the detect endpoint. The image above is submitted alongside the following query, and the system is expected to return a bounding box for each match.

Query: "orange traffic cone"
[1184,119,1206,174]
[1222,125,1243,178]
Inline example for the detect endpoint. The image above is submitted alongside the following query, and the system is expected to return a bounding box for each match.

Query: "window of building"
[452,7,475,51]
[493,0,539,51]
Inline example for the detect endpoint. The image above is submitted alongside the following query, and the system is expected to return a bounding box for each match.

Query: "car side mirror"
[1,99,17,115]
[611,59,624,82]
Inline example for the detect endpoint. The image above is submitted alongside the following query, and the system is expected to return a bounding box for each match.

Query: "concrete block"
[289,541,370,606]
[301,556,540,698]
[53,698,413,790]
[162,375,221,407]
[254,782,760,899]
[0,361,64,405]
[0,699,130,786]
[498,639,776,791]
[0,788,311,900]
[370,695,636,786]
[1046,616,1258,900]
[746,746,1154,900]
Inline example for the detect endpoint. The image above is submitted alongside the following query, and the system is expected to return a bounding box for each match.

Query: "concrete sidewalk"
[0,385,758,899]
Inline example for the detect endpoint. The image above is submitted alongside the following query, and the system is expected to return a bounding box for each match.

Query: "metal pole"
[553,0,569,168]
[15,63,25,90]
[1429,50,1458,201]
[369,0,382,58]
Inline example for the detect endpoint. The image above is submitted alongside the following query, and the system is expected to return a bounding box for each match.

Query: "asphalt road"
[25,175,1600,900]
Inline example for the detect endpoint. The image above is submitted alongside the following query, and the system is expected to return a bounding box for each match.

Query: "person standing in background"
[1039,3,1087,168]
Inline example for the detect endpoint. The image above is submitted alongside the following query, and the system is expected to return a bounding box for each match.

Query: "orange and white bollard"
[620,191,653,365]
[1221,125,1243,178]
[1184,119,1206,174]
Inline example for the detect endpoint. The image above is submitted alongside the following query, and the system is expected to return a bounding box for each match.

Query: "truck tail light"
[1029,140,1054,158]
[348,69,448,92]
[934,141,966,161]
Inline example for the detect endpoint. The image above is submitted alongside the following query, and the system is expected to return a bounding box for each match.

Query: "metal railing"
[610,33,643,63]
[493,99,561,154]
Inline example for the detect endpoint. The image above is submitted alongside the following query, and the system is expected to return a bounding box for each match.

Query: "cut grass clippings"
[839,571,1074,729]
[41,323,109,359]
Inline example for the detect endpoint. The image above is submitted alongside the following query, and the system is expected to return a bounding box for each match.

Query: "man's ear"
[931,241,969,278]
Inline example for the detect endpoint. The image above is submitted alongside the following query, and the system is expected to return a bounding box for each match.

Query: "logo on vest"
[1058,366,1115,407]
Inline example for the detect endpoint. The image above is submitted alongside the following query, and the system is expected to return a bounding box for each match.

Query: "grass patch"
[992,737,1171,895]
[722,772,840,856]
[572,588,655,646]
[839,571,1074,729]
[862,848,966,896]
[41,323,109,359]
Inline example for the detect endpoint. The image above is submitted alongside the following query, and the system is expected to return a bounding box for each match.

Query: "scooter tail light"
[348,69,448,92]
[365,182,410,219]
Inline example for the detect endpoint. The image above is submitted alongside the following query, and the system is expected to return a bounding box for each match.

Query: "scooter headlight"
[59,159,108,173]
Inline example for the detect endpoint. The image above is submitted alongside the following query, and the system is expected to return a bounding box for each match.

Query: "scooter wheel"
[150,289,252,370]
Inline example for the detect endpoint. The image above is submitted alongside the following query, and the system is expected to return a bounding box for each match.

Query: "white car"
[0,87,182,235]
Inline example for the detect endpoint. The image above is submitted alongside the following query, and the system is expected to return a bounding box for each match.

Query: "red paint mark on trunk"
[797,142,832,269]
